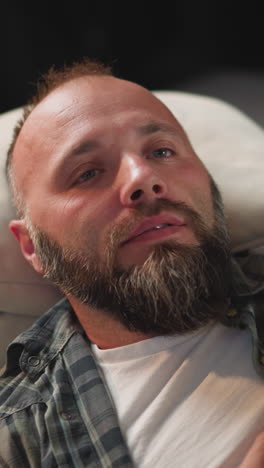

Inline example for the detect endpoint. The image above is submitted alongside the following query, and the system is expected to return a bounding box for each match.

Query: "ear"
[9,219,44,275]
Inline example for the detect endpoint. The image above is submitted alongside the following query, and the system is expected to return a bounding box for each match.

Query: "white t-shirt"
[92,322,264,468]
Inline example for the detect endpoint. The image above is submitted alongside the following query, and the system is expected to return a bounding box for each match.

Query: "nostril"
[131,189,143,201]
[153,184,161,193]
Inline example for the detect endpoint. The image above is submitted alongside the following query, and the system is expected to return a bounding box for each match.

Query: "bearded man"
[0,59,264,468]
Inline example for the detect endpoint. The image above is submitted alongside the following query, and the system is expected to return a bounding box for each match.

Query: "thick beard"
[26,179,232,335]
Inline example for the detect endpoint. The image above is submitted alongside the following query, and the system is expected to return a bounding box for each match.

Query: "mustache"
[104,198,209,255]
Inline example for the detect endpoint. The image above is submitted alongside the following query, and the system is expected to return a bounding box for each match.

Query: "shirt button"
[28,356,41,367]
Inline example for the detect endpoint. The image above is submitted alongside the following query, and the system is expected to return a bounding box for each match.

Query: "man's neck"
[67,295,156,349]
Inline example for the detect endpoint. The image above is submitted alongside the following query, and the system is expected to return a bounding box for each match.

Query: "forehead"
[12,76,185,194]
[40,75,173,114]
[22,76,182,137]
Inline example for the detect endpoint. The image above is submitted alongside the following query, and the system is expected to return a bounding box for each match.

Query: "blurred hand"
[240,433,264,468]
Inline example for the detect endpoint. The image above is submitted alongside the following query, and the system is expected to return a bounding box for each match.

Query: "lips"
[121,214,186,245]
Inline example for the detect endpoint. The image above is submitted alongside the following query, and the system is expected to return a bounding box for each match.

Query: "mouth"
[121,214,187,246]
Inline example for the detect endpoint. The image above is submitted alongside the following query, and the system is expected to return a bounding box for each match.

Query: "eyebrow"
[137,121,181,138]
[68,140,100,158]
[54,140,101,175]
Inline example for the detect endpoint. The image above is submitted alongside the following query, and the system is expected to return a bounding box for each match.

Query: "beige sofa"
[1,92,264,367]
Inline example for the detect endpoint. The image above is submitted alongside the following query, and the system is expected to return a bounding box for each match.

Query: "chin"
[118,245,157,269]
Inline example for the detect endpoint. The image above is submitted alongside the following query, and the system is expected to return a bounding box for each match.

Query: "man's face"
[12,76,231,335]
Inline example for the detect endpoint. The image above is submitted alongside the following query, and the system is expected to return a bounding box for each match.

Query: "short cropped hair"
[6,58,112,216]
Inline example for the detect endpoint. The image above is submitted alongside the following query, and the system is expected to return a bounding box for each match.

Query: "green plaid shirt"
[0,254,264,467]
[0,298,133,467]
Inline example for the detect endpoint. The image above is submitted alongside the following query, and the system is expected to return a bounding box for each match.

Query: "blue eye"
[151,148,174,158]
[77,169,99,184]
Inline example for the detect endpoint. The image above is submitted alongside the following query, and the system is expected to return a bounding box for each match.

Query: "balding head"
[10,73,187,220]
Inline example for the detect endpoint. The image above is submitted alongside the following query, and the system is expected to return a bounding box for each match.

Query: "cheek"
[169,164,214,224]
[49,192,118,250]
[191,185,215,226]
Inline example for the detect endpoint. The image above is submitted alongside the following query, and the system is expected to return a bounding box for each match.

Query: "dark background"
[1,3,264,125]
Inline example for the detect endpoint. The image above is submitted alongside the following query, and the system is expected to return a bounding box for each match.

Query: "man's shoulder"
[0,297,80,417]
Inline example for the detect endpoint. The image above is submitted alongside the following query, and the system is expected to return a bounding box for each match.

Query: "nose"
[118,153,169,207]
